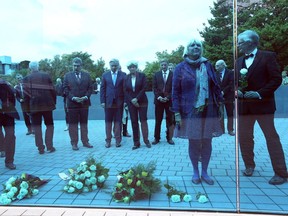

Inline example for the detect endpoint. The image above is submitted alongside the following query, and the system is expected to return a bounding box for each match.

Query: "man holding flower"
[237,30,287,185]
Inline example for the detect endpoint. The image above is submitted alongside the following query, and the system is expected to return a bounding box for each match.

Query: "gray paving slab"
[0,118,288,215]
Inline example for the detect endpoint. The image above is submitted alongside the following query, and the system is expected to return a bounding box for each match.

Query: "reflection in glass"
[236,0,288,214]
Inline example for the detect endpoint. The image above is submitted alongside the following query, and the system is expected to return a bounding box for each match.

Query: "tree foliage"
[200,0,288,70]
[199,0,233,68]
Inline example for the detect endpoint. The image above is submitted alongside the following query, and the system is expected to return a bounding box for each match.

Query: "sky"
[1,0,214,70]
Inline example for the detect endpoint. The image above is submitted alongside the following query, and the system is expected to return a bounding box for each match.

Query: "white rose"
[240,68,248,75]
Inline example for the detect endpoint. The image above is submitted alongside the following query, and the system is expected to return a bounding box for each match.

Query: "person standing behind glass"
[63,57,93,151]
[100,59,126,148]
[152,59,175,145]
[215,60,235,136]
[0,79,19,169]
[172,38,223,185]
[14,74,33,135]
[24,62,57,155]
[124,61,151,150]
[237,30,287,185]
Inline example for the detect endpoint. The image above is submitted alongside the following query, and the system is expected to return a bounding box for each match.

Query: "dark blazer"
[24,71,56,113]
[0,80,20,120]
[63,71,93,108]
[100,71,126,108]
[217,68,234,101]
[236,50,281,115]
[124,72,148,106]
[153,70,173,104]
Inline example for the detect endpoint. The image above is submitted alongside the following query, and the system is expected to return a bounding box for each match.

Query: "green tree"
[200,0,288,70]
[238,0,288,69]
[199,0,234,68]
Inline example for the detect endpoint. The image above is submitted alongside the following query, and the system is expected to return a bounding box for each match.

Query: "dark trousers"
[220,100,234,133]
[64,97,69,124]
[20,103,32,132]
[31,111,54,151]
[105,105,123,144]
[0,113,16,164]
[128,104,149,145]
[122,116,128,135]
[154,102,174,141]
[68,107,89,145]
[239,114,287,178]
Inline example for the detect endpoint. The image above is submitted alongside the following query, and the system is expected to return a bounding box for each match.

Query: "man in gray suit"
[63,57,93,151]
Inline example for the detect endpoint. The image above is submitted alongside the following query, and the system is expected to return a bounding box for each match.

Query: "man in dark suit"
[14,74,33,135]
[63,57,93,151]
[24,62,56,154]
[100,59,126,148]
[0,79,20,169]
[215,60,235,136]
[152,59,174,145]
[237,30,287,185]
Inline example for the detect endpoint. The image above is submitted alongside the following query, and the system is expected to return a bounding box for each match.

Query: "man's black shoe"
[83,143,93,148]
[152,139,159,145]
[228,131,235,136]
[72,145,79,150]
[26,131,33,135]
[269,175,287,185]
[47,147,56,153]
[167,139,175,145]
[0,151,5,158]
[39,149,45,154]
[5,163,16,170]
[243,167,254,176]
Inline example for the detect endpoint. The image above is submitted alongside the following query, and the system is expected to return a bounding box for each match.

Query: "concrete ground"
[0,118,288,215]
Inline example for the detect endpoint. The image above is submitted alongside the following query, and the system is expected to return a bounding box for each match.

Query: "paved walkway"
[0,118,288,215]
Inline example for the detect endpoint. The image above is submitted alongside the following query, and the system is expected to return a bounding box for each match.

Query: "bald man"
[215,60,235,136]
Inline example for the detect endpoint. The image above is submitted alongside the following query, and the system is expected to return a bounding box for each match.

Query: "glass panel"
[0,0,243,213]
[235,0,288,214]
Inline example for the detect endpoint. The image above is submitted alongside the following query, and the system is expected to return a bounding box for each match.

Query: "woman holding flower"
[172,38,223,185]
[124,61,151,150]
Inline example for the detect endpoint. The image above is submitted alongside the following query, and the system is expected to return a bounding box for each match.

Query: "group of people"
[1,29,287,186]
[172,29,287,186]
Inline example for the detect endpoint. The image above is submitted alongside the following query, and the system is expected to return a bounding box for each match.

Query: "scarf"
[185,56,209,108]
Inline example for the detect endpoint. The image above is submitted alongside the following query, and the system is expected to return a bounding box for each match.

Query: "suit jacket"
[24,71,56,113]
[172,60,222,114]
[124,72,148,106]
[153,70,173,104]
[63,71,93,108]
[217,68,234,101]
[0,80,20,120]
[236,50,281,115]
[100,70,126,108]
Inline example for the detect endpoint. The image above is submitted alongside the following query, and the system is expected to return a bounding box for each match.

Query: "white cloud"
[1,0,214,69]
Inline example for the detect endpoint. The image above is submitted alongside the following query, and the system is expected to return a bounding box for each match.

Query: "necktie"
[219,71,223,82]
[163,72,167,92]
[245,53,254,59]
[112,72,117,86]
[76,72,80,83]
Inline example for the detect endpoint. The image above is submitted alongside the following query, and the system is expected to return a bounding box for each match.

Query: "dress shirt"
[245,48,257,68]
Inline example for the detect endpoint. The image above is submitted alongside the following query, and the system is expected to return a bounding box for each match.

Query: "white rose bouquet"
[0,173,49,205]
[63,157,109,193]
